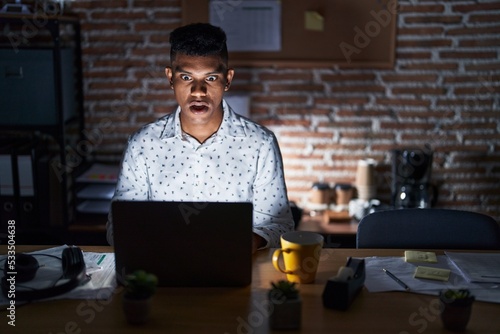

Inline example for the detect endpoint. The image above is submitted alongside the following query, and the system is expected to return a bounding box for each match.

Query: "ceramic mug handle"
[272,248,293,274]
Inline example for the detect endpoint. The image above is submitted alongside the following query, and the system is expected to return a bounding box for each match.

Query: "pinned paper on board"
[305,11,324,31]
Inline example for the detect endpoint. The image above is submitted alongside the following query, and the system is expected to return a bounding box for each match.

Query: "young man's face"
[166,54,234,129]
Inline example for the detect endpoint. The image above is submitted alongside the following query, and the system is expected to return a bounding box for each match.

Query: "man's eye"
[206,76,217,82]
[180,75,191,81]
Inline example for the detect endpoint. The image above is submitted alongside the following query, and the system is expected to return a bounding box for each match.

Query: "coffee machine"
[391,146,437,208]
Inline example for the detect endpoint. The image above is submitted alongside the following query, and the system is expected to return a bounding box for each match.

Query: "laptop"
[111,201,253,287]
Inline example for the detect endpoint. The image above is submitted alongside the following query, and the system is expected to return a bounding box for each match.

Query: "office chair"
[356,208,500,249]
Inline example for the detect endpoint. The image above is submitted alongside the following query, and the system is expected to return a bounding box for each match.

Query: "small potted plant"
[439,289,475,332]
[268,280,301,330]
[122,270,158,325]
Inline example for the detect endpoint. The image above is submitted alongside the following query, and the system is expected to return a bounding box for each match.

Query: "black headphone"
[1,246,87,301]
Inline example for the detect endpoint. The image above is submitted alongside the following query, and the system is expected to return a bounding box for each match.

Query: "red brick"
[400,4,445,13]
[269,84,324,92]
[392,87,447,95]
[315,97,370,105]
[440,51,497,59]
[404,15,462,24]
[336,109,393,118]
[453,3,500,13]
[397,39,452,48]
[90,12,148,20]
[399,63,459,71]
[276,108,330,116]
[454,86,500,95]
[135,22,179,31]
[447,26,500,36]
[468,14,500,23]
[318,121,372,129]
[382,74,438,82]
[396,52,432,60]
[81,23,129,31]
[465,62,500,71]
[436,99,493,108]
[398,27,444,36]
[321,73,376,82]
[331,85,385,93]
[259,72,313,81]
[380,121,434,131]
[459,38,500,47]
[89,81,139,90]
[376,98,431,108]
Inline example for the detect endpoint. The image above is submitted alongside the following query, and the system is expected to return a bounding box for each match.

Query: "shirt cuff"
[252,229,271,249]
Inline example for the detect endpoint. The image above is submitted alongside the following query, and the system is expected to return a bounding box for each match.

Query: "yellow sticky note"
[405,251,438,263]
[414,266,451,282]
[305,11,324,31]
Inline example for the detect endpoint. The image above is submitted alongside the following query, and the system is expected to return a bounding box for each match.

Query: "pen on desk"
[383,268,410,291]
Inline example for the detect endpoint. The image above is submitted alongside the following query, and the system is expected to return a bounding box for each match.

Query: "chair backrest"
[356,208,500,249]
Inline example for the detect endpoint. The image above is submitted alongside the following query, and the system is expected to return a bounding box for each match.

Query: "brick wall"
[71,0,500,221]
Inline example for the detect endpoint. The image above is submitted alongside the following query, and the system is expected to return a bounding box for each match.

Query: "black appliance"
[391,146,437,208]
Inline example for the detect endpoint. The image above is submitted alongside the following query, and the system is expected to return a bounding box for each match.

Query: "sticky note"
[305,11,324,31]
[414,266,451,282]
[405,251,438,263]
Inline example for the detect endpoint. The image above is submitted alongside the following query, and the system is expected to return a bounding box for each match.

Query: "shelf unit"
[0,14,84,243]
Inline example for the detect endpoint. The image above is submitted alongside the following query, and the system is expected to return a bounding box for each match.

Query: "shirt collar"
[159,99,247,140]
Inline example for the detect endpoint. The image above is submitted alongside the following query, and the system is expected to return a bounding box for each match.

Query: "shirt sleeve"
[106,136,150,245]
[252,133,294,248]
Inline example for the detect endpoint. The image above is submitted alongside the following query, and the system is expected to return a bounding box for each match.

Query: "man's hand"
[252,234,266,254]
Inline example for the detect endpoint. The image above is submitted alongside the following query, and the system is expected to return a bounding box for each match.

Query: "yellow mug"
[272,231,324,284]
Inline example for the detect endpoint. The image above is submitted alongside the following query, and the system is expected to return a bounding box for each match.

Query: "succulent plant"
[124,270,158,300]
[440,289,475,306]
[269,280,300,303]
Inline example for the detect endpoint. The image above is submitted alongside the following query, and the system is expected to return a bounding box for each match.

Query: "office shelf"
[0,14,84,243]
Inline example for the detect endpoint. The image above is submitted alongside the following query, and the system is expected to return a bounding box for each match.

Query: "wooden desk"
[298,215,359,235]
[298,214,359,247]
[1,246,499,333]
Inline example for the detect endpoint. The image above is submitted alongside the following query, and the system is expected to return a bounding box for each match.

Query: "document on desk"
[446,252,500,283]
[0,245,117,307]
[364,255,500,304]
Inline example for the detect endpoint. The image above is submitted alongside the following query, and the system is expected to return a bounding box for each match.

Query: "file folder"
[17,152,37,227]
[0,142,19,236]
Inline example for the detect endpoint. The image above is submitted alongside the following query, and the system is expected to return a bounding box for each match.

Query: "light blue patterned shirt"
[107,100,294,247]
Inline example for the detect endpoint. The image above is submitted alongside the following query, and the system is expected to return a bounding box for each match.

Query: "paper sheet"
[364,255,500,304]
[446,252,500,283]
[209,0,281,52]
[0,245,117,307]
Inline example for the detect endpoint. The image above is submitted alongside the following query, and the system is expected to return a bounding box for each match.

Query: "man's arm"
[106,140,150,245]
[252,133,294,249]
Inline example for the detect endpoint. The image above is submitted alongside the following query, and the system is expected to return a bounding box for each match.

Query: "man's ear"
[165,67,173,85]
[225,68,234,91]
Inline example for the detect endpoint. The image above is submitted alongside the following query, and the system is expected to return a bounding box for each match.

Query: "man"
[106,23,294,252]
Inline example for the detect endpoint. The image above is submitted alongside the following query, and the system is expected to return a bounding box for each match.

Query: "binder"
[36,153,51,227]
[13,138,45,229]
[17,150,37,227]
[0,141,19,239]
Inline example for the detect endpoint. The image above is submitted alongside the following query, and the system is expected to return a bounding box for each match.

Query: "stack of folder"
[0,136,67,241]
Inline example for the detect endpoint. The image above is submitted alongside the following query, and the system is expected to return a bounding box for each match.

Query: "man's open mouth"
[189,103,209,113]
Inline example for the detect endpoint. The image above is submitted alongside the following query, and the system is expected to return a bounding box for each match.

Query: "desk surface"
[1,246,499,333]
[298,214,359,235]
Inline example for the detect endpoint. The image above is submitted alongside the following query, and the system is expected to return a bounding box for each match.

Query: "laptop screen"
[112,201,253,287]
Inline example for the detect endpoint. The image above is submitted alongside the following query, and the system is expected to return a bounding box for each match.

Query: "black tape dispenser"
[322,257,365,310]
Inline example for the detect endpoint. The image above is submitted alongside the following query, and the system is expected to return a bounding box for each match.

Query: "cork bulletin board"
[182,0,397,68]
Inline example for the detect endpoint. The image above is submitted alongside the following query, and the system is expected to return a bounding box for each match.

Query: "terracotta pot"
[122,295,153,325]
[269,297,302,330]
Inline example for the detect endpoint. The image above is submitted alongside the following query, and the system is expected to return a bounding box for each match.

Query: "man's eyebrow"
[174,65,225,75]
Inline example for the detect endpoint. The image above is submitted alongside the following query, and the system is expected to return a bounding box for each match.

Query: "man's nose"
[191,81,207,96]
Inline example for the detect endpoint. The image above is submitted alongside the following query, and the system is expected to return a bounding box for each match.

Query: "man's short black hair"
[169,23,228,65]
